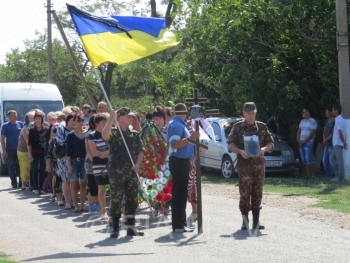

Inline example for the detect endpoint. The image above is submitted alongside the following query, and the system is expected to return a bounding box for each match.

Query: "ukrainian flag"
[67,4,179,67]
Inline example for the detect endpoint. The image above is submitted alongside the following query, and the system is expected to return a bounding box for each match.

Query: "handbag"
[53,128,66,159]
[53,143,66,159]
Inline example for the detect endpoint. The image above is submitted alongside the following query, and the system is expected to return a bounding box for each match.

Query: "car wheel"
[221,156,233,179]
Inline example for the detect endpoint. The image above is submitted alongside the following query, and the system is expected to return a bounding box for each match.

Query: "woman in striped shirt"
[88,113,110,220]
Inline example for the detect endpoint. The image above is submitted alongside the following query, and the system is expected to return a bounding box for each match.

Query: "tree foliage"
[0,0,347,135]
[181,0,341,125]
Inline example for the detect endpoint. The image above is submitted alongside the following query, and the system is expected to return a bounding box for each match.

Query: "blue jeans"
[5,149,20,187]
[70,159,87,182]
[299,142,314,164]
[31,153,46,191]
[322,145,335,178]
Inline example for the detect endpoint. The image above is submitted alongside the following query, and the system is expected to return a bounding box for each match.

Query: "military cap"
[117,107,134,117]
[243,102,257,113]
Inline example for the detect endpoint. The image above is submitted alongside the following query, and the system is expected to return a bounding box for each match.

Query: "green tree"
[0,31,85,105]
[179,0,343,128]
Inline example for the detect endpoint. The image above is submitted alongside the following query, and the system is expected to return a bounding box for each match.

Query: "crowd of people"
[1,101,199,237]
[297,103,347,180]
[3,99,346,236]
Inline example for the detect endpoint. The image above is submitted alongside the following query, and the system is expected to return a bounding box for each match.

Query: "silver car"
[200,117,296,178]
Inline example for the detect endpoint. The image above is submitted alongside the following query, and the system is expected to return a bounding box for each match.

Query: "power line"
[0,2,42,35]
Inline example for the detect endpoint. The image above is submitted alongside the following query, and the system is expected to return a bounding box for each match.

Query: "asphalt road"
[0,176,349,263]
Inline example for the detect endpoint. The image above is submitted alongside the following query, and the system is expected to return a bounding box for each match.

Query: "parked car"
[199,117,296,178]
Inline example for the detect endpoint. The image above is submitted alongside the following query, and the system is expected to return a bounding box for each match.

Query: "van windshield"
[3,100,63,123]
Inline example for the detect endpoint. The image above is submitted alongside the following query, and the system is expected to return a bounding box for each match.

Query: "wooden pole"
[336,0,350,118]
[194,120,203,233]
[46,0,53,83]
[182,89,219,233]
[335,0,350,179]
[51,10,97,109]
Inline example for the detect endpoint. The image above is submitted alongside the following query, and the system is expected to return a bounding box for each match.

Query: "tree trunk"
[97,63,115,101]
[150,0,157,17]
[104,63,116,99]
[165,0,175,28]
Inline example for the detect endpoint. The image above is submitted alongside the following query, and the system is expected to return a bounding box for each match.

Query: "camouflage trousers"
[109,162,139,218]
[237,157,265,212]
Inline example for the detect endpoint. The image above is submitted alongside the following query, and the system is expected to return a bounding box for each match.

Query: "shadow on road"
[22,251,152,262]
[154,232,205,246]
[221,230,268,240]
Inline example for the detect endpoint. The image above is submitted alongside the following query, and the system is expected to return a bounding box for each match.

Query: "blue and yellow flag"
[67,4,179,67]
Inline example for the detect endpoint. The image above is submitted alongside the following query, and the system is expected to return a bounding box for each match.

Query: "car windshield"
[3,100,63,124]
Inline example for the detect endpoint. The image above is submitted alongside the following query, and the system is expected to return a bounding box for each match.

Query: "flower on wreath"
[155,192,164,201]
[159,177,167,185]
[163,194,171,203]
[162,186,171,195]
[153,178,160,185]
[157,184,164,191]
[164,169,171,177]
[151,189,158,198]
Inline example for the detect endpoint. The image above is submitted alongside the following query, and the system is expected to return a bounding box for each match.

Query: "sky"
[0,0,167,64]
[0,0,76,63]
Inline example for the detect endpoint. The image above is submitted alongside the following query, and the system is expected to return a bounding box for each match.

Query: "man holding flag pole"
[102,108,145,238]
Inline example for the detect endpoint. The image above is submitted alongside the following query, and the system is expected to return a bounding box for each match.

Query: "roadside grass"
[0,253,16,263]
[202,170,350,213]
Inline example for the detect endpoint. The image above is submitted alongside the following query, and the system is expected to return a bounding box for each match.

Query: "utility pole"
[335,0,350,180]
[45,0,53,83]
[51,10,98,109]
[336,0,350,117]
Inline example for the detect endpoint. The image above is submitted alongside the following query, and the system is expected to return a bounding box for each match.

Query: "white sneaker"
[57,200,64,206]
[65,204,72,209]
[100,213,108,220]
[187,213,198,221]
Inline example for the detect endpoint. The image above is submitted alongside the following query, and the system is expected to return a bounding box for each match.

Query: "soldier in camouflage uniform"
[227,102,274,230]
[102,107,145,238]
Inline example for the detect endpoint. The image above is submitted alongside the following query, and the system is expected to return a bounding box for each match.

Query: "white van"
[0,83,64,175]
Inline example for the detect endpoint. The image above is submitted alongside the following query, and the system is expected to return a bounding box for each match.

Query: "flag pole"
[51,10,97,109]
[92,68,155,219]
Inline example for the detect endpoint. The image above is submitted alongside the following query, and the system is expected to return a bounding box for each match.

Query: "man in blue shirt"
[1,110,24,188]
[167,103,200,233]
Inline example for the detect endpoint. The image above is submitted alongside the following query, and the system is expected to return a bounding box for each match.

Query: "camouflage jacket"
[227,120,274,157]
[105,126,145,164]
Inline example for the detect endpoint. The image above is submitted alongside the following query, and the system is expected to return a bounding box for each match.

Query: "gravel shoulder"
[1,177,350,263]
[202,181,350,230]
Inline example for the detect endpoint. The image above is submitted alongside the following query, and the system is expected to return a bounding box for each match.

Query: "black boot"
[241,211,249,230]
[110,217,120,238]
[126,217,144,236]
[252,210,265,230]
